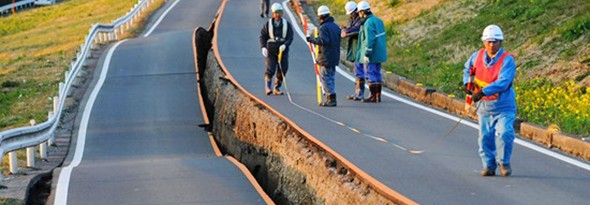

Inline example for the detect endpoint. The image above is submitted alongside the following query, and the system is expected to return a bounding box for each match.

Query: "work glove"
[473,90,485,102]
[279,44,286,53]
[261,48,268,57]
[463,84,473,95]
[306,36,312,42]
[363,56,370,64]
[307,25,315,36]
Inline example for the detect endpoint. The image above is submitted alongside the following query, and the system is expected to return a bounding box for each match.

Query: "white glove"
[261,48,268,57]
[307,25,316,36]
[363,56,370,64]
[279,44,286,53]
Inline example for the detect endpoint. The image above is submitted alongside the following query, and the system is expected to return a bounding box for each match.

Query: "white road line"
[54,40,127,205]
[143,0,181,37]
[282,0,590,171]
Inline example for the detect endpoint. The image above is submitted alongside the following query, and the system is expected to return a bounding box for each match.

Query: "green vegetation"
[0,0,165,131]
[308,0,590,137]
[0,0,136,130]
[516,79,590,136]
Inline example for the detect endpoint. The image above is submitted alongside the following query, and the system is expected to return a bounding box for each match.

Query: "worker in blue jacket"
[463,25,517,177]
[307,5,341,107]
[355,1,387,103]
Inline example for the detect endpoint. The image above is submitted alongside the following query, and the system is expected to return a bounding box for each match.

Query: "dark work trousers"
[265,50,289,88]
[260,0,269,17]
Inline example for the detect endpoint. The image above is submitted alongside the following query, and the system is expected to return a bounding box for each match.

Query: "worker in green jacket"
[355,1,387,103]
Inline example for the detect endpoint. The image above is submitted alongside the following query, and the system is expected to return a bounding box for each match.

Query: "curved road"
[51,0,269,204]
[215,0,590,204]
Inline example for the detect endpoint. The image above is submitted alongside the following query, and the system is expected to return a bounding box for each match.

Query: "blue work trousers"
[354,62,365,78]
[320,65,336,94]
[365,63,382,83]
[477,109,516,169]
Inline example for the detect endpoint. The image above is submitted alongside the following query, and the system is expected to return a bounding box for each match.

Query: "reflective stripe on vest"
[474,48,511,101]
[268,18,288,43]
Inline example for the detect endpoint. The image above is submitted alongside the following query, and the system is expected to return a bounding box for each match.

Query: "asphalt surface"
[215,0,590,204]
[52,0,267,204]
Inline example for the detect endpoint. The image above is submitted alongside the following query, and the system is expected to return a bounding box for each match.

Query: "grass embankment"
[308,0,589,137]
[0,0,137,130]
[0,0,166,173]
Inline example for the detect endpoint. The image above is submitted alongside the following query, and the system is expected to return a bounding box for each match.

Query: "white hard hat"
[481,25,504,41]
[317,5,330,16]
[357,1,370,11]
[271,3,283,13]
[345,1,357,15]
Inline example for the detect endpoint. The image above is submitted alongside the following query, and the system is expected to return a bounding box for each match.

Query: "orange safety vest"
[473,48,512,101]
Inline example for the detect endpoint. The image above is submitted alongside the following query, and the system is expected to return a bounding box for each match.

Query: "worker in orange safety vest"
[463,25,517,177]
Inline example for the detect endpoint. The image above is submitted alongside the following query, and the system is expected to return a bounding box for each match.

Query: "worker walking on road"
[260,0,269,18]
[463,25,517,177]
[356,1,387,103]
[341,1,364,101]
[307,5,341,107]
[260,3,294,95]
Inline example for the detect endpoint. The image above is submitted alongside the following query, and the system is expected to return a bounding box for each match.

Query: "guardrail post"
[9,152,18,174]
[65,71,70,84]
[39,141,47,159]
[26,147,35,168]
[27,120,36,168]
[91,37,97,50]
[48,110,55,146]
[58,81,64,97]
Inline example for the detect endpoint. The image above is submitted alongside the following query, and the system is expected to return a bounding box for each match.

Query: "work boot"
[363,84,378,103]
[273,79,284,95]
[264,74,272,95]
[480,168,496,176]
[320,94,337,107]
[376,84,382,103]
[347,78,365,101]
[273,88,284,95]
[499,164,511,176]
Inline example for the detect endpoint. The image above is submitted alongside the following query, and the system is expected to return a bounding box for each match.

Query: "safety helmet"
[357,1,370,11]
[481,25,504,41]
[271,3,283,13]
[345,1,357,15]
[317,5,330,16]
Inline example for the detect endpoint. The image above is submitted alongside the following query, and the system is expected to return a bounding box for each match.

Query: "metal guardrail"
[0,0,156,175]
[0,0,35,16]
